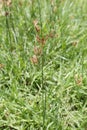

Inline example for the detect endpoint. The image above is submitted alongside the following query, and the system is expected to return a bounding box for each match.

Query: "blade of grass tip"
[37,0,46,129]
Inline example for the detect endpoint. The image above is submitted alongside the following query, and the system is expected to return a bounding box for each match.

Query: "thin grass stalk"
[37,0,46,129]
[9,5,18,44]
[4,5,11,46]
[81,49,84,79]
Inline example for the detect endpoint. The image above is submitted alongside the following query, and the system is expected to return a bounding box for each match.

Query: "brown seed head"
[3,0,12,6]
[36,35,46,46]
[0,64,4,69]
[33,19,40,32]
[30,55,38,64]
[5,11,10,16]
[74,74,83,86]
[34,46,42,55]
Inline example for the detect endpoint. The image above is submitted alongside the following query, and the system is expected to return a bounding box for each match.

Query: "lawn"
[0,0,87,130]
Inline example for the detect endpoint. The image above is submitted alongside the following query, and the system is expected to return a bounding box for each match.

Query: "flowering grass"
[0,0,87,129]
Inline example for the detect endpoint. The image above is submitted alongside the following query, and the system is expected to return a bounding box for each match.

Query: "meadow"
[0,0,87,129]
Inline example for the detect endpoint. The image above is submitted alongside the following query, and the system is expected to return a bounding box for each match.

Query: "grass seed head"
[0,64,4,69]
[3,0,12,6]
[30,55,38,64]
[34,46,42,55]
[36,35,46,46]
[33,19,40,32]
[74,74,83,86]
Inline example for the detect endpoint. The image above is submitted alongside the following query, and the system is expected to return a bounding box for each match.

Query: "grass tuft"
[0,0,87,129]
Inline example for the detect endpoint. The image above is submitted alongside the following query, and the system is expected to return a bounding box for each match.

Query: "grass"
[0,0,87,129]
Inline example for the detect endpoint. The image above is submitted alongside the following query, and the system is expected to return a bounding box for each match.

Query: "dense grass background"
[0,0,87,129]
